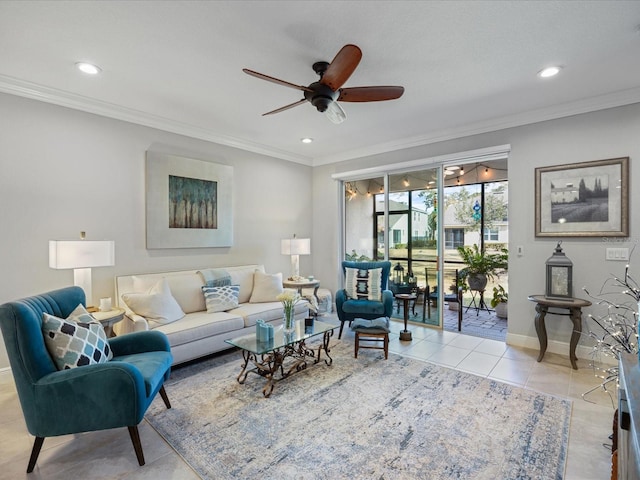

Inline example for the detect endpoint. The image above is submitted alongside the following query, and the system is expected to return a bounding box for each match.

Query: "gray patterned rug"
[145,341,571,479]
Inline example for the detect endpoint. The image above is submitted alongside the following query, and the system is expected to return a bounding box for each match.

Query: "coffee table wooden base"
[235,330,334,397]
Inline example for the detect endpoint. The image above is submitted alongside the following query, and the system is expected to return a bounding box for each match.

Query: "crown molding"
[313,87,640,166]
[2,74,639,168]
[0,74,313,166]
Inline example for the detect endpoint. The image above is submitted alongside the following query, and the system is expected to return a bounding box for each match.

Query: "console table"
[527,295,591,370]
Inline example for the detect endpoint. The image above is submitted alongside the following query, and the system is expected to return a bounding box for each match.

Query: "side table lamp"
[281,234,310,279]
[49,232,115,307]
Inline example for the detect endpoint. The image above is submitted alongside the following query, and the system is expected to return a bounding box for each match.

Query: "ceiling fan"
[243,44,404,124]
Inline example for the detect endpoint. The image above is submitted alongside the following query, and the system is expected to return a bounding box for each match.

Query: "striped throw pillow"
[344,267,382,301]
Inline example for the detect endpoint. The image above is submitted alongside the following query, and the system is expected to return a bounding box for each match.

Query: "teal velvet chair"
[335,261,393,339]
[0,286,173,473]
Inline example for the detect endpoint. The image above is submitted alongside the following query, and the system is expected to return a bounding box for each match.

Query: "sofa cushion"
[202,285,240,313]
[228,300,309,328]
[42,304,113,370]
[122,278,185,326]
[341,299,386,316]
[153,311,244,347]
[250,271,284,303]
[229,265,265,303]
[345,267,382,301]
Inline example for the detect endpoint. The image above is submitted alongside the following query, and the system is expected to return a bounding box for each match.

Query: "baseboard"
[506,332,617,366]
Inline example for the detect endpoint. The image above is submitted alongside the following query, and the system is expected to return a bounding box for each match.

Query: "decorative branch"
[581,252,639,406]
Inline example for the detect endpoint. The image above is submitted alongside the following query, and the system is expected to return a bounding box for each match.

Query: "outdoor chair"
[424,268,464,330]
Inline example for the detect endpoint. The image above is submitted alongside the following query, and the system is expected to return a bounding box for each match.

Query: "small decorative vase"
[283,309,295,333]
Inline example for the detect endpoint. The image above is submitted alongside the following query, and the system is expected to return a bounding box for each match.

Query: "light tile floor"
[0,316,616,479]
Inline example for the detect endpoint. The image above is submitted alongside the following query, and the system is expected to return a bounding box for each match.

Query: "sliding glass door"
[343,168,443,328]
[338,148,510,336]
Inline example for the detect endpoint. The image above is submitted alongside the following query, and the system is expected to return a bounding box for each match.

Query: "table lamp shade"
[49,240,115,306]
[281,237,310,278]
[49,241,115,269]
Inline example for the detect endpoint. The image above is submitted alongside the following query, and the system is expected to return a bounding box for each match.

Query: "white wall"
[312,102,640,355]
[3,92,638,369]
[0,93,313,369]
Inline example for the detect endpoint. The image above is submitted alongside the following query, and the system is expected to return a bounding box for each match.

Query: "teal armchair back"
[0,286,173,473]
[335,261,393,338]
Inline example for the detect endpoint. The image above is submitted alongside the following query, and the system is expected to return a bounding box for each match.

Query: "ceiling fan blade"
[338,86,405,102]
[262,99,307,116]
[243,69,313,93]
[325,101,346,124]
[320,44,362,90]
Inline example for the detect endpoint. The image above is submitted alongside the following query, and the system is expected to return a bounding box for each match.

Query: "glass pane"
[388,169,441,327]
[344,178,383,262]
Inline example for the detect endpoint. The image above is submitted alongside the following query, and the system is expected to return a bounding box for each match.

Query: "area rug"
[145,341,571,480]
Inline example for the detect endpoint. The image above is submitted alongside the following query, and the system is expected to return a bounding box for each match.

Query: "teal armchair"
[0,286,173,473]
[335,261,394,338]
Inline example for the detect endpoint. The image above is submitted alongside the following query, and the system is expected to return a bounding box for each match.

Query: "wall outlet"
[605,247,629,261]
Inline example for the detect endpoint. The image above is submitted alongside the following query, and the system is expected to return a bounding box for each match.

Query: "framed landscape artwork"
[535,157,628,237]
[146,151,233,248]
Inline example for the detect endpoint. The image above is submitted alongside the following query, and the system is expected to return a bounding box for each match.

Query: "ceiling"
[1,1,639,166]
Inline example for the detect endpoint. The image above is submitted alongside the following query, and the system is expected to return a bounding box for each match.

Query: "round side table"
[283,279,320,304]
[92,307,126,338]
[395,293,416,341]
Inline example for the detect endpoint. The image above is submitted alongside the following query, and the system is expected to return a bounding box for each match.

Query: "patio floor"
[390,300,508,342]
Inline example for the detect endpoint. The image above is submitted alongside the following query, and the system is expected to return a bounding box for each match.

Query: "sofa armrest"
[114,310,149,336]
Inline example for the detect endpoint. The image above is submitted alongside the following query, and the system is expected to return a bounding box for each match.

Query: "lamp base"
[290,254,300,279]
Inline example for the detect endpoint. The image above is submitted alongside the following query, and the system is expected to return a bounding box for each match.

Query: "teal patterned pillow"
[202,285,240,313]
[42,304,113,370]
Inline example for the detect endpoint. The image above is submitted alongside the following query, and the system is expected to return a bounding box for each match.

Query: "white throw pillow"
[249,271,284,303]
[122,278,185,325]
[202,285,240,313]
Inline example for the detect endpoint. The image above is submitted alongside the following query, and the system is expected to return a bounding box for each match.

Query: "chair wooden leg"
[384,334,389,359]
[338,321,345,339]
[354,332,359,358]
[26,436,44,473]
[128,425,145,466]
[159,385,171,409]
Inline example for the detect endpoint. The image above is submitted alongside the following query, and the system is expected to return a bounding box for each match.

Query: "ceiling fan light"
[325,101,346,124]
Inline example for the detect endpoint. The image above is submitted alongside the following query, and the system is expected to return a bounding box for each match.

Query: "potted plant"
[490,285,508,319]
[457,244,508,292]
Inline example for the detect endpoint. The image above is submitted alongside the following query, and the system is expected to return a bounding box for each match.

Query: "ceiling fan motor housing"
[305,82,339,112]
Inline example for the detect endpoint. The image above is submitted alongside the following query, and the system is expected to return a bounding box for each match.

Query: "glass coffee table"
[225,319,336,397]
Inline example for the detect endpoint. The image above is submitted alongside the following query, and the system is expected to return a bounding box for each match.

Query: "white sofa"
[115,264,309,365]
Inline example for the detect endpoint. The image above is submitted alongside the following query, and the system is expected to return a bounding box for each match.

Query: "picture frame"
[535,157,629,237]
[146,151,233,248]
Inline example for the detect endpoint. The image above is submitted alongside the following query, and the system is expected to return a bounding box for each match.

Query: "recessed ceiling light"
[301,138,313,144]
[76,62,101,75]
[538,66,561,78]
